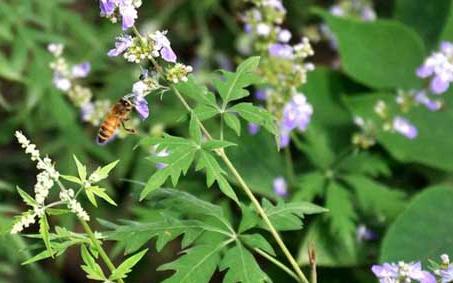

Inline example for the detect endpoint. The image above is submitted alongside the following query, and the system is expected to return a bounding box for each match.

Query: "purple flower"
[372,262,436,283]
[279,93,313,148]
[254,89,268,101]
[99,0,115,16]
[356,225,377,242]
[273,177,287,197]
[151,31,177,63]
[441,265,453,283]
[392,116,417,139]
[71,62,91,78]
[262,0,286,13]
[118,1,138,30]
[416,41,453,94]
[108,34,133,57]
[269,43,294,59]
[243,24,252,33]
[133,95,149,119]
[247,123,260,135]
[415,91,442,111]
[81,102,94,122]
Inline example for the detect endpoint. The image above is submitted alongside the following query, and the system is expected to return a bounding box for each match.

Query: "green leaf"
[224,112,242,136]
[381,186,453,265]
[295,126,336,169]
[16,186,37,207]
[196,150,239,203]
[175,75,216,106]
[109,218,205,254]
[338,152,391,178]
[109,249,148,281]
[158,244,223,283]
[215,56,261,104]
[240,234,275,256]
[86,186,117,207]
[318,10,425,89]
[293,172,326,202]
[394,0,450,48]
[262,199,328,231]
[230,103,277,135]
[73,155,87,181]
[219,243,271,283]
[325,182,357,252]
[80,245,106,281]
[60,175,82,185]
[189,112,202,144]
[202,140,236,151]
[89,160,120,183]
[140,142,197,200]
[194,104,219,121]
[342,174,406,219]
[39,214,53,258]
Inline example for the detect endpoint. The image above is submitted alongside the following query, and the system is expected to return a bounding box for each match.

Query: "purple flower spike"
[273,177,287,197]
[247,123,260,135]
[393,116,417,139]
[72,62,91,78]
[134,95,149,119]
[119,2,137,30]
[99,0,116,16]
[161,47,177,63]
[108,35,133,57]
[431,76,450,94]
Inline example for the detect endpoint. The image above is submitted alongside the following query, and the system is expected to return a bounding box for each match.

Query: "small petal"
[273,177,287,197]
[119,2,137,30]
[247,123,260,135]
[269,43,294,59]
[99,0,116,16]
[134,95,149,119]
[160,46,177,63]
[416,64,434,78]
[393,116,417,139]
[431,76,450,94]
[107,34,133,57]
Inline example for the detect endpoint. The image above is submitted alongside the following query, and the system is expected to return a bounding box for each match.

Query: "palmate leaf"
[293,171,326,202]
[230,103,277,135]
[175,75,217,106]
[109,249,148,281]
[80,245,106,281]
[140,136,198,200]
[325,182,357,252]
[108,217,205,254]
[158,243,225,283]
[219,242,271,283]
[338,152,391,178]
[195,150,239,203]
[262,199,328,231]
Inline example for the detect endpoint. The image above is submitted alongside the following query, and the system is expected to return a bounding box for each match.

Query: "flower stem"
[284,147,296,186]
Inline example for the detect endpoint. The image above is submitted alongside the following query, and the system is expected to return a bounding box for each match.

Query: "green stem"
[284,147,296,186]
[254,248,299,281]
[80,220,125,283]
[137,26,309,283]
[55,180,124,283]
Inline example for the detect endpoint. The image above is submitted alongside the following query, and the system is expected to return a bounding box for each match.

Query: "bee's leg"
[121,121,136,134]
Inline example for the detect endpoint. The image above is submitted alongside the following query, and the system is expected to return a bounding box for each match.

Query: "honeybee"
[97,96,136,145]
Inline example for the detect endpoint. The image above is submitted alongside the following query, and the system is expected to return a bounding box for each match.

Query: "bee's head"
[120,98,132,107]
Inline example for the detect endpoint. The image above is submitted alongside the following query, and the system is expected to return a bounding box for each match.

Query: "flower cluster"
[372,261,435,283]
[11,131,90,234]
[99,0,142,30]
[241,0,315,148]
[60,189,90,221]
[417,42,453,94]
[372,254,453,283]
[48,43,111,126]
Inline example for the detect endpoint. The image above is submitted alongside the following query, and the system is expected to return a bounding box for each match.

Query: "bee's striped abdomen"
[97,114,119,145]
